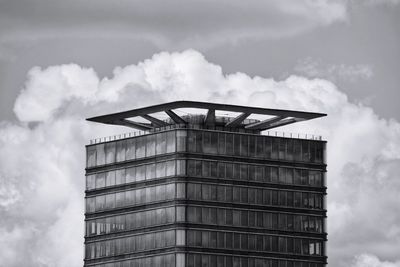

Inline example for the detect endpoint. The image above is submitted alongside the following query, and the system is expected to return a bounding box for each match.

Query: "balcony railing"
[89,124,323,145]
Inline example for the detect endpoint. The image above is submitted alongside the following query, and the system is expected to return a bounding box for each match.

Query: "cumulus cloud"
[1,50,400,266]
[351,254,400,267]
[294,57,373,83]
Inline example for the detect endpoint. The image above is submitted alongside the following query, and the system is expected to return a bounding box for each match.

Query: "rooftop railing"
[89,124,323,145]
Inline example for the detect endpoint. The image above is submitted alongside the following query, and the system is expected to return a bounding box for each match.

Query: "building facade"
[84,101,327,267]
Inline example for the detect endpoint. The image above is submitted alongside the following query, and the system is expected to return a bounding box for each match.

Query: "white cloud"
[351,254,400,267]
[1,50,400,266]
[294,57,373,82]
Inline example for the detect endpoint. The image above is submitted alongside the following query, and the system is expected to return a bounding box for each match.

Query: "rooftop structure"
[87,100,326,132]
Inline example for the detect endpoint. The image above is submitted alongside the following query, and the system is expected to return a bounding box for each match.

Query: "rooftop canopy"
[86,101,326,131]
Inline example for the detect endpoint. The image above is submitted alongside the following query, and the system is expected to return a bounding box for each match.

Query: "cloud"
[1,50,400,266]
[351,254,400,267]
[294,57,373,82]
[0,0,348,50]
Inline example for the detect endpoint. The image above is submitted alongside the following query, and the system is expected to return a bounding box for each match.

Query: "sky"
[0,0,399,266]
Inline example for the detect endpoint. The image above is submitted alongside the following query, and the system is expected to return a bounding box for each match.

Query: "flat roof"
[86,100,326,131]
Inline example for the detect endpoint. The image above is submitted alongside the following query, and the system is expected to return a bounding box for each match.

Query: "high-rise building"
[84,101,327,267]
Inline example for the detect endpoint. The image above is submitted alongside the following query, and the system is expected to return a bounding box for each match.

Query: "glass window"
[226,232,233,248]
[278,138,286,160]
[286,168,294,184]
[204,132,217,154]
[195,161,202,176]
[156,161,166,178]
[302,141,310,162]
[87,146,96,167]
[96,144,105,166]
[301,170,308,185]
[115,169,126,185]
[105,142,116,164]
[286,139,294,161]
[125,167,135,183]
[146,163,156,180]
[177,160,186,176]
[106,171,116,186]
[116,140,126,162]
[271,167,278,183]
[86,197,95,213]
[95,172,106,189]
[166,131,176,153]
[240,187,248,203]
[255,136,264,157]
[271,138,279,159]
[226,133,234,155]
[146,134,156,157]
[136,165,145,182]
[279,168,286,184]
[218,132,225,154]
[177,206,185,222]
[240,135,248,156]
[249,135,256,157]
[218,162,225,178]
[316,142,324,163]
[176,130,187,152]
[166,183,175,199]
[240,164,248,180]
[210,161,218,177]
[293,139,301,162]
[176,230,186,246]
[136,137,146,158]
[105,193,115,209]
[86,174,95,190]
[95,195,106,211]
[125,138,135,160]
[177,183,186,199]
[156,133,167,155]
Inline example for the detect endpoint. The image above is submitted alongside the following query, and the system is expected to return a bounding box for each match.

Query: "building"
[84,101,327,267]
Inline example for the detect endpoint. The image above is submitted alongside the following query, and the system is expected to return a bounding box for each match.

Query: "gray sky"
[0,0,399,121]
[0,1,400,267]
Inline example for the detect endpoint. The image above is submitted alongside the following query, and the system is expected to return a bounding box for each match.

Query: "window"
[105,142,116,164]
[87,146,96,167]
[96,144,105,166]
[126,138,135,160]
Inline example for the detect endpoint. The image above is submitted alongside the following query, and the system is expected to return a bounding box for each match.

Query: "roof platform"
[86,100,326,131]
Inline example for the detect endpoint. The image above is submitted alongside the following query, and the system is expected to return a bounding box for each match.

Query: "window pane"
[136,137,146,158]
[166,131,176,153]
[146,134,155,157]
[87,146,96,167]
[105,142,116,164]
[176,130,187,152]
[95,172,106,189]
[86,174,95,190]
[96,144,105,166]
[125,138,136,160]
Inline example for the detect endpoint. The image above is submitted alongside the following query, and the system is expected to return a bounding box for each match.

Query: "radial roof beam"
[245,116,285,130]
[114,119,153,131]
[204,109,216,125]
[165,110,186,124]
[86,101,326,130]
[262,118,303,131]
[141,114,169,127]
[225,112,251,127]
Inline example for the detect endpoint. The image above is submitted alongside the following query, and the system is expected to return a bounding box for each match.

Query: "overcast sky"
[0,1,400,267]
